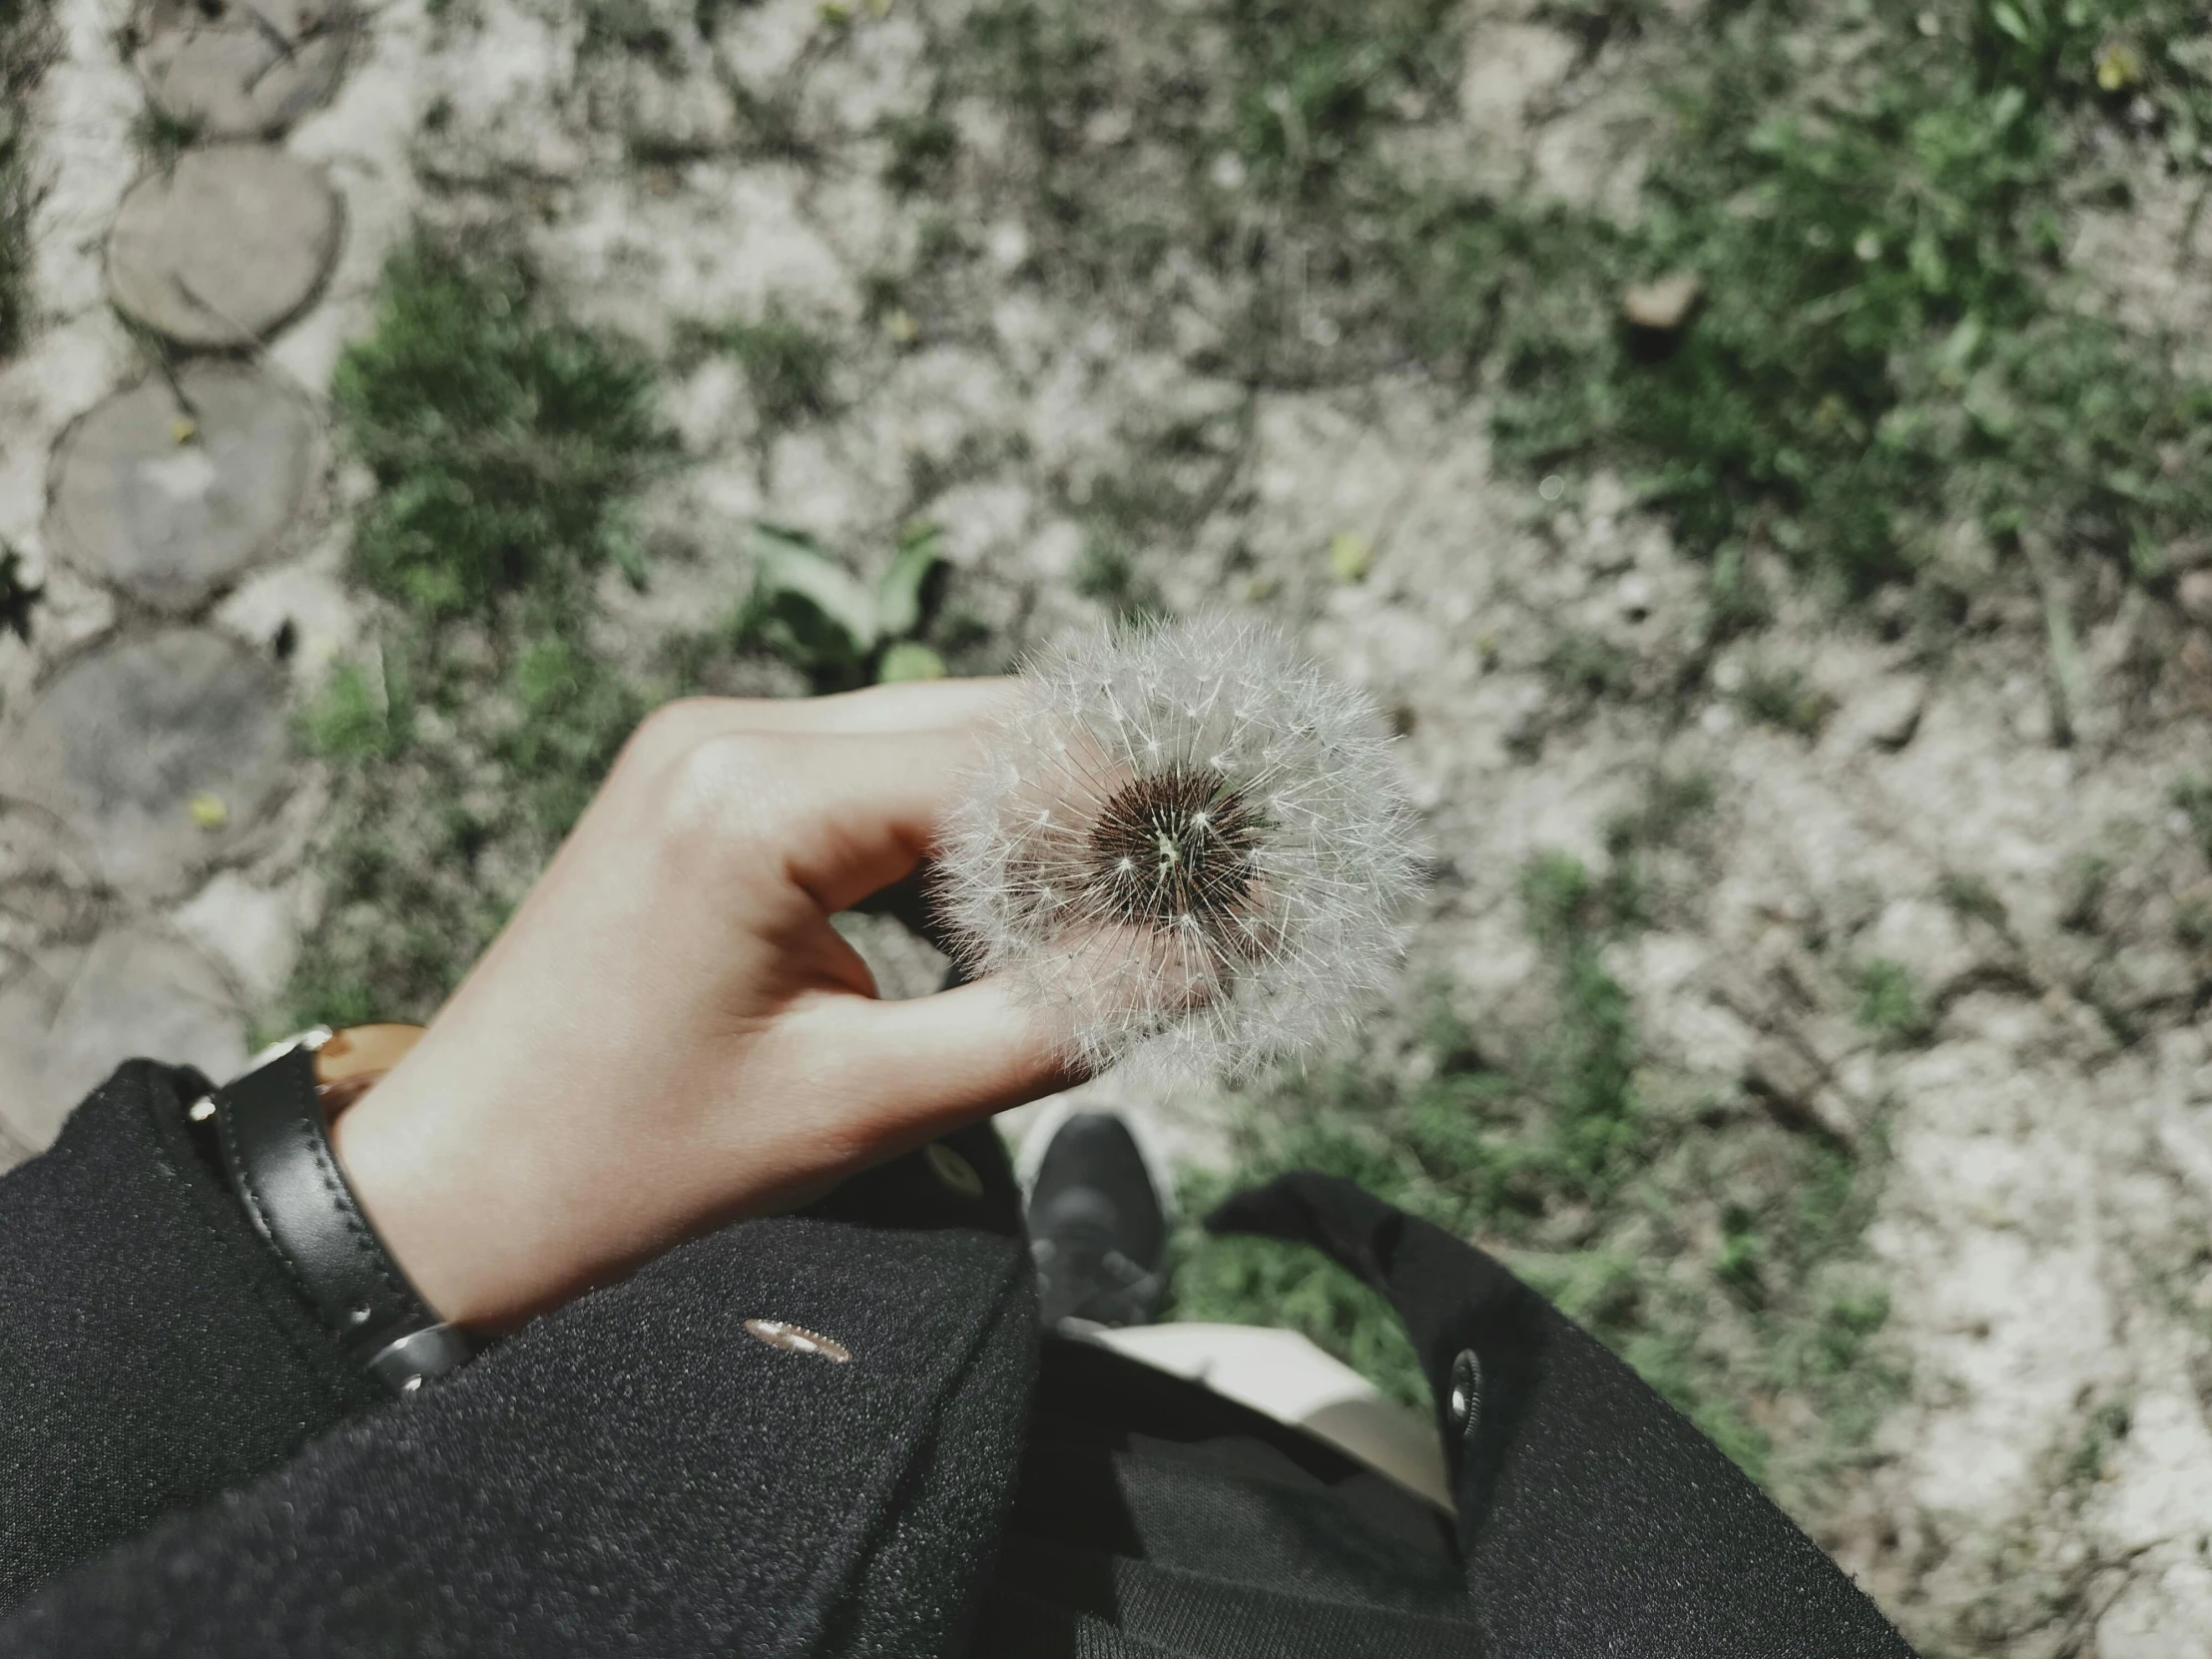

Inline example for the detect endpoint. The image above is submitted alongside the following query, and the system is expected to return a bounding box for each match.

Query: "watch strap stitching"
[288,1103,410,1307]
[211,1043,469,1393]
[214,1074,286,1274]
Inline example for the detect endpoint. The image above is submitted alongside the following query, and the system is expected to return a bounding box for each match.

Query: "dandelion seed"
[936,615,1423,1085]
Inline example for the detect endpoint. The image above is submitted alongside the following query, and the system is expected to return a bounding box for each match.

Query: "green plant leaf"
[744,521,880,669]
[876,641,948,683]
[874,521,944,641]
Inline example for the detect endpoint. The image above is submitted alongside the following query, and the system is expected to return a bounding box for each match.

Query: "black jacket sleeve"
[0,1061,381,1608]
[1209,1174,1918,1659]
[0,1062,1038,1658]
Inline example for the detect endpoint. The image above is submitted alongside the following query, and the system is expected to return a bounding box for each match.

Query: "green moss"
[498,636,647,833]
[1216,0,1458,202]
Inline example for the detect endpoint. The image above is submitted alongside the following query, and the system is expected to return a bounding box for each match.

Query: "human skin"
[329,680,1076,1331]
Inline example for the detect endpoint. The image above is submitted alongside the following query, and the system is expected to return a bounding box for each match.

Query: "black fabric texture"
[0,1063,1038,1657]
[0,1061,379,1608]
[3,1197,1037,1657]
[980,1588,1188,1659]
[1207,1172,1919,1659]
[0,1066,1921,1657]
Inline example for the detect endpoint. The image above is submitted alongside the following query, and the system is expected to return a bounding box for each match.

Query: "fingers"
[793,975,1079,1138]
[653,678,1017,740]
[775,727,990,912]
[626,683,1021,913]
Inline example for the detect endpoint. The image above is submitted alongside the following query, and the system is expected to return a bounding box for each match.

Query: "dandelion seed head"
[936,614,1423,1085]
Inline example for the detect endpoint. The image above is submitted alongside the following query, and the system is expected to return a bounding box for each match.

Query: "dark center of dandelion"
[1086,766,1265,934]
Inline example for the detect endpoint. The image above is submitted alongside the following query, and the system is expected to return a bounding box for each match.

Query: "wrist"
[327,1048,522,1332]
[201,1026,474,1392]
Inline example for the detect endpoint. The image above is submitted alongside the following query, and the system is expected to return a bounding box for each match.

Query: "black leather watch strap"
[211,1041,472,1394]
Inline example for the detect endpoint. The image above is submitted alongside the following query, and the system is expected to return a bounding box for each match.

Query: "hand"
[328,681,1074,1330]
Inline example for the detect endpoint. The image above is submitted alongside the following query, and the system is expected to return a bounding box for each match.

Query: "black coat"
[0,1062,1916,1656]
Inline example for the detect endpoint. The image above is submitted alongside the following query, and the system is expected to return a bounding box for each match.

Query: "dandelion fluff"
[937,615,1421,1084]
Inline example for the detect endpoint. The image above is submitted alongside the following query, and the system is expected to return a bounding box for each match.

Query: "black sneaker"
[1024,1111,1170,1331]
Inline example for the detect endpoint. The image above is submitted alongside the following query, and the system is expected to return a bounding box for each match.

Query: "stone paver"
[136,0,355,139]
[2,629,289,900]
[0,801,107,981]
[0,925,246,1151]
[1,0,388,1183]
[48,363,319,611]
[107,145,341,347]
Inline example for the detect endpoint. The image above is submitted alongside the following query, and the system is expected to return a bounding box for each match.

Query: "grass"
[280,237,673,1028]
[1544,633,1635,701]
[284,233,984,1027]
[942,0,2212,634]
[1855,957,1938,1048]
[1940,869,2010,930]
[130,107,201,167]
[1172,773,1902,1517]
[677,306,840,436]
[1473,1,2212,603]
[1072,534,1165,622]
[2171,776,2212,863]
[1736,662,1835,737]
[880,107,960,197]
[250,0,2207,1589]
[333,237,666,619]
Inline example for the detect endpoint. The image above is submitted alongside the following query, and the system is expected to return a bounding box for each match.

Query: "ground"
[7,0,2212,1650]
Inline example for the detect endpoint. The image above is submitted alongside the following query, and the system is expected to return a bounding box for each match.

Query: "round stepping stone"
[136,0,355,140]
[1,629,288,899]
[107,146,341,348]
[48,363,318,612]
[0,926,246,1156]
[0,800,106,959]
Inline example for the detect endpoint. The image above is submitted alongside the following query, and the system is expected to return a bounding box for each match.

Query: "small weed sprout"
[1854,958,1936,1049]
[937,616,1420,1083]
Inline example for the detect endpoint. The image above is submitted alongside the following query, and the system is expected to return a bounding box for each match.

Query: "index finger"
[769,724,997,914]
[649,678,1019,743]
